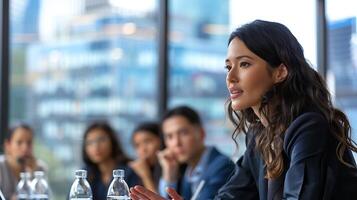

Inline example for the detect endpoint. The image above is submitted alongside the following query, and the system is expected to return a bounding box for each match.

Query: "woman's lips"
[230,90,243,99]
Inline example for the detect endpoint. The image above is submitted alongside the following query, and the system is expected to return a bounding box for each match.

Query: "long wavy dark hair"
[82,121,131,178]
[227,20,357,179]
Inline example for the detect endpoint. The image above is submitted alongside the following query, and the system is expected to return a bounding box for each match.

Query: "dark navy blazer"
[215,112,357,200]
[178,147,235,200]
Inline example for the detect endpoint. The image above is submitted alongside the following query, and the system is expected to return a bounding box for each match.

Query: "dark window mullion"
[0,0,10,153]
[157,0,169,118]
[317,0,328,78]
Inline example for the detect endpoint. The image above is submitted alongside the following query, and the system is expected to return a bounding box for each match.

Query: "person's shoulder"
[0,155,8,179]
[118,162,143,186]
[117,162,130,170]
[284,111,330,158]
[284,111,328,139]
[289,111,327,128]
[0,155,6,168]
[117,162,137,177]
[207,147,234,170]
[203,147,235,185]
[210,147,232,162]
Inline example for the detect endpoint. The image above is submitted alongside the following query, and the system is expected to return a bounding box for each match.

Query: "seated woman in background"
[0,123,46,200]
[82,122,141,199]
[130,122,163,193]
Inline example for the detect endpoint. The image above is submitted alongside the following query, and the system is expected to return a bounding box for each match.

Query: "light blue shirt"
[158,147,213,197]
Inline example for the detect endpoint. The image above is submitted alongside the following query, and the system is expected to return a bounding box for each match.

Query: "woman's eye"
[240,62,250,68]
[225,65,231,71]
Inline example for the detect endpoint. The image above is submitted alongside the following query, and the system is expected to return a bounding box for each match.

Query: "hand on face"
[5,153,39,175]
[157,148,179,182]
[23,155,39,172]
[130,185,182,200]
[14,154,38,172]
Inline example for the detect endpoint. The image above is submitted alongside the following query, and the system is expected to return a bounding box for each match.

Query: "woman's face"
[85,129,113,164]
[225,38,275,111]
[6,128,33,159]
[133,131,161,162]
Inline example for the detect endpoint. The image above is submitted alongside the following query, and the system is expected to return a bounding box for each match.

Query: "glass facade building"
[9,0,234,198]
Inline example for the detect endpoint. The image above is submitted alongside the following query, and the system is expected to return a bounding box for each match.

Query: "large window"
[230,0,317,68]
[5,0,327,199]
[10,0,158,198]
[326,0,357,158]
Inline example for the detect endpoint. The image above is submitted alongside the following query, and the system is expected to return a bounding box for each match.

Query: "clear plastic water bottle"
[30,171,50,200]
[107,169,130,200]
[16,172,32,200]
[69,170,93,200]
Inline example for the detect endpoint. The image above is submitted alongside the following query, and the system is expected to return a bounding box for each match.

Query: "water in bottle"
[30,171,50,200]
[16,172,32,200]
[107,169,130,200]
[69,170,93,200]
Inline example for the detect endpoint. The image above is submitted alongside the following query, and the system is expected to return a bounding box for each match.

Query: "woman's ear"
[273,63,288,83]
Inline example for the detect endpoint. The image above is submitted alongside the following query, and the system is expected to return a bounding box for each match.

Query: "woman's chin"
[231,101,247,111]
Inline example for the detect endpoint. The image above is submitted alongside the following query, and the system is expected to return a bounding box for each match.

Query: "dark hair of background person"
[226,19,357,179]
[82,121,131,170]
[131,122,165,150]
[161,105,202,126]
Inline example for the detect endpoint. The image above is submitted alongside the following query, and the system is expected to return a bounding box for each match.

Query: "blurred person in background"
[130,122,164,193]
[82,121,141,199]
[0,123,46,200]
[156,106,235,199]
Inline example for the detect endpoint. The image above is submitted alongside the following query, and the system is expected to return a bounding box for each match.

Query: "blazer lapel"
[181,176,192,200]
[258,158,268,200]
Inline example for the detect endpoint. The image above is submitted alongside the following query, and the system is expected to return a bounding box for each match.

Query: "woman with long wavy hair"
[129,20,357,200]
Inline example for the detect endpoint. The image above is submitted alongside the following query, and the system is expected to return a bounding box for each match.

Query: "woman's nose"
[226,67,238,83]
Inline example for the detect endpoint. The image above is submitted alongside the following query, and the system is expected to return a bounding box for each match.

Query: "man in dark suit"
[157,106,235,200]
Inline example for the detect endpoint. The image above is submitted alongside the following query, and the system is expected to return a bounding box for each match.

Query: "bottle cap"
[113,169,124,178]
[34,171,45,177]
[20,172,31,179]
[75,170,87,178]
